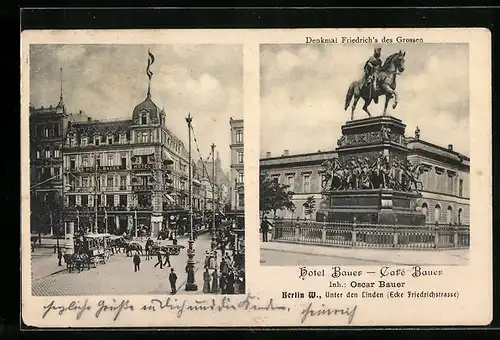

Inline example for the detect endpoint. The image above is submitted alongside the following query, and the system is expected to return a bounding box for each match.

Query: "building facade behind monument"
[260,140,469,224]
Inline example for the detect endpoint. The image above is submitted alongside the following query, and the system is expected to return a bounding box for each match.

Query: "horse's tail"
[344,82,355,111]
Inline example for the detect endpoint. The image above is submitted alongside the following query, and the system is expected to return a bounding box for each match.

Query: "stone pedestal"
[317,115,425,225]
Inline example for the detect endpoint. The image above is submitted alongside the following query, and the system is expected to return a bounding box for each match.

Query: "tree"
[303,195,316,220]
[30,191,64,246]
[259,172,295,220]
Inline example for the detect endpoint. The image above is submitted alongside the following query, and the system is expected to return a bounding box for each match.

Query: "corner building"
[62,91,200,237]
[229,117,244,228]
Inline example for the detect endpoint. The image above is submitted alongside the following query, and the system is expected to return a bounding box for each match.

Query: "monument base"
[316,189,425,225]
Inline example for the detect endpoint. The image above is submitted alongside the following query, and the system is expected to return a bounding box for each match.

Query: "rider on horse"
[363,47,383,95]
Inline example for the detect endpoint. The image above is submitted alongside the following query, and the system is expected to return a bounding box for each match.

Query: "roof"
[260,150,337,167]
[132,94,163,123]
[69,119,132,136]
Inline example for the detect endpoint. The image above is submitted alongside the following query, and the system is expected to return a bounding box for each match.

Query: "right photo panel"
[259,43,470,266]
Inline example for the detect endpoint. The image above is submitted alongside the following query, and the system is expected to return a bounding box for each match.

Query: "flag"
[146,50,155,79]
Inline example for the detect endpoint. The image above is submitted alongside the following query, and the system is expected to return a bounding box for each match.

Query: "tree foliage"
[30,191,64,235]
[303,195,316,218]
[259,172,295,218]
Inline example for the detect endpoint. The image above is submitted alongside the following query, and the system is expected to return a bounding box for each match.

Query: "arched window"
[44,147,51,158]
[447,206,453,224]
[36,149,41,159]
[434,204,441,224]
[422,203,428,222]
[236,130,243,143]
[141,113,148,125]
[458,208,463,225]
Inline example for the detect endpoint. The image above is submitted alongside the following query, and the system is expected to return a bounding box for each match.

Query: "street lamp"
[185,113,198,291]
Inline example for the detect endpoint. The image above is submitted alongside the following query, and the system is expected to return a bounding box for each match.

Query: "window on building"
[236,130,243,143]
[119,195,127,207]
[54,167,60,179]
[68,195,76,207]
[141,155,148,164]
[54,149,60,158]
[96,157,101,167]
[53,124,60,137]
[141,114,147,125]
[447,206,453,224]
[82,156,88,167]
[106,194,114,207]
[238,192,244,207]
[303,174,311,193]
[120,176,126,189]
[238,172,244,184]
[287,175,295,188]
[96,195,102,207]
[458,208,463,225]
[107,155,113,166]
[121,157,127,167]
[459,179,463,197]
[114,134,119,143]
[44,148,51,158]
[107,176,113,188]
[81,137,87,147]
[36,150,41,159]
[108,137,113,145]
[70,158,75,170]
[44,128,50,138]
[82,176,89,187]
[238,151,244,163]
[69,137,75,147]
[272,175,279,184]
[422,203,428,222]
[434,204,441,224]
[95,136,100,145]
[142,132,148,143]
[81,195,88,207]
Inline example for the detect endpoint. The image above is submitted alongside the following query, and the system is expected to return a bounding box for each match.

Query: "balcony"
[132,184,154,192]
[68,164,127,173]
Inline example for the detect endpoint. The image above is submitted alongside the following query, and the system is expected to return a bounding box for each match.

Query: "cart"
[150,240,185,256]
[80,233,112,267]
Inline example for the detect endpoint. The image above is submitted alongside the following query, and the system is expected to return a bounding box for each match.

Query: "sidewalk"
[261,241,470,266]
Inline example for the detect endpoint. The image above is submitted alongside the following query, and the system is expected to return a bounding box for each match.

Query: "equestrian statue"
[344,47,406,120]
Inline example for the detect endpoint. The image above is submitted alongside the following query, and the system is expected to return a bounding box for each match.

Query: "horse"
[125,242,143,257]
[64,252,91,273]
[344,50,406,120]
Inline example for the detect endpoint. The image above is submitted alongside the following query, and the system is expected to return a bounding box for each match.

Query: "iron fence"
[271,219,470,250]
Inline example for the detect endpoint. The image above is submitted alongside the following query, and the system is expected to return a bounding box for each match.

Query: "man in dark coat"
[133,251,141,272]
[163,250,171,267]
[169,268,177,294]
[154,250,163,269]
[260,216,272,242]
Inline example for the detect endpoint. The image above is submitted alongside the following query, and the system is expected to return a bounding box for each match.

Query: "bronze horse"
[344,50,406,120]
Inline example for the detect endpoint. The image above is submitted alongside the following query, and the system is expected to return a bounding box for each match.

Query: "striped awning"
[162,149,174,164]
[133,147,155,156]
[164,193,175,204]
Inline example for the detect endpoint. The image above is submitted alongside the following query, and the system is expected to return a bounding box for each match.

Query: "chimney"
[283,149,289,156]
[266,152,271,158]
[87,117,92,122]
[448,144,453,151]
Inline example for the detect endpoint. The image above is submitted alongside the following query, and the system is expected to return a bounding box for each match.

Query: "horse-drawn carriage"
[64,233,112,272]
[148,240,185,256]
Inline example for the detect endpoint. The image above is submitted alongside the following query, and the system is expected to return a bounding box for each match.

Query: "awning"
[162,149,174,165]
[133,147,155,156]
[164,193,175,204]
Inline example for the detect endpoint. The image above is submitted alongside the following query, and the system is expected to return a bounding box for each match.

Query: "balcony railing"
[67,165,127,173]
[132,184,154,191]
[271,219,470,250]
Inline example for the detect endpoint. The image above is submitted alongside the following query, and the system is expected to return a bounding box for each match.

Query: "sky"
[260,43,470,158]
[29,44,243,172]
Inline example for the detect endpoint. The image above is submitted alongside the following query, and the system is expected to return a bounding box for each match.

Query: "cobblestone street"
[31,233,215,296]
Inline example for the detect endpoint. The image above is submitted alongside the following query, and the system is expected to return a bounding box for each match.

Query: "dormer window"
[108,136,113,145]
[141,113,148,125]
[95,136,100,145]
[81,137,87,147]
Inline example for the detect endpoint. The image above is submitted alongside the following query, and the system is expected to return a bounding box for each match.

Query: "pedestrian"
[260,216,272,242]
[57,249,63,267]
[169,268,177,294]
[154,249,163,269]
[203,268,211,293]
[211,269,220,293]
[163,250,171,267]
[227,271,235,294]
[133,251,141,272]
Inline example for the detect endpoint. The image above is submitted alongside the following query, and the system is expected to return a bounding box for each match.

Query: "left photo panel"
[27,44,245,296]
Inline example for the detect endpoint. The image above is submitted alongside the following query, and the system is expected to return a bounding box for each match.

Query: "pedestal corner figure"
[203,268,211,293]
[169,268,177,294]
[133,251,141,272]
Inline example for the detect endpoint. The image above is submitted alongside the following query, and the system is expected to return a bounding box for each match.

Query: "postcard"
[21,28,491,327]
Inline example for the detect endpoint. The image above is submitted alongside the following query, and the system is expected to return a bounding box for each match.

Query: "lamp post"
[185,113,197,291]
[210,143,217,251]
